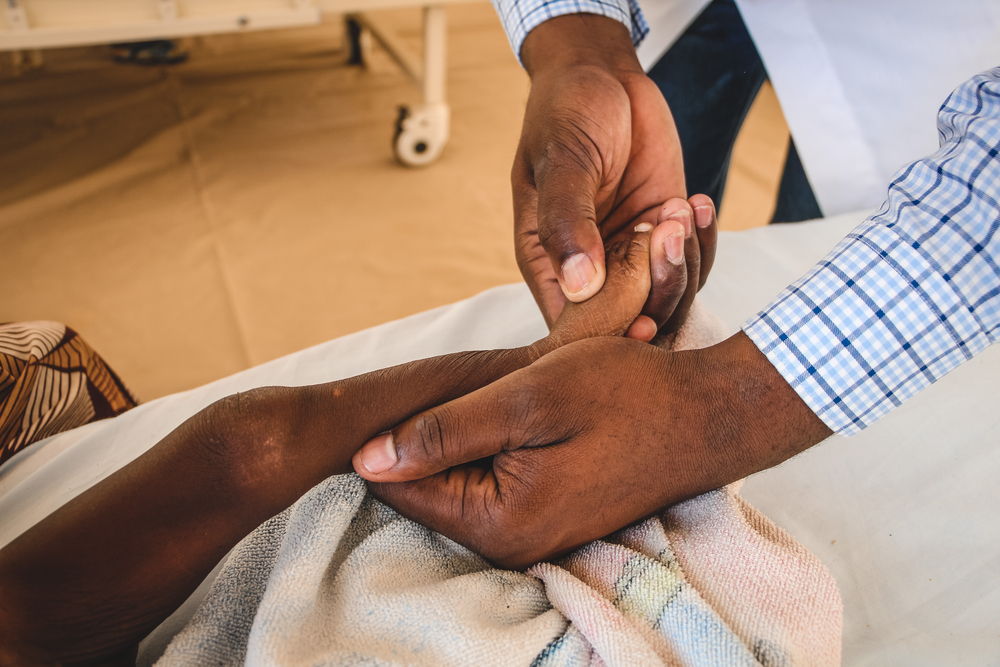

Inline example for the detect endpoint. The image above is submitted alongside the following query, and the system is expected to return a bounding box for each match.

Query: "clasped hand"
[349,19,831,568]
[352,202,744,569]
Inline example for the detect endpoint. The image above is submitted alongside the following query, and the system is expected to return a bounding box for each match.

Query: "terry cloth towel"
[157,306,842,666]
[0,321,137,465]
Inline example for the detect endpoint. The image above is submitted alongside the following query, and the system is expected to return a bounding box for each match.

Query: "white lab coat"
[636,0,1000,216]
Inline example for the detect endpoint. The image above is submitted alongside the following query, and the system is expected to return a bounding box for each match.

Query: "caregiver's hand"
[354,334,832,569]
[515,15,698,338]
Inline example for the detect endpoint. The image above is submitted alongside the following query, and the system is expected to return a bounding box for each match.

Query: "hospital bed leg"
[343,16,367,66]
[343,7,450,166]
[391,5,449,167]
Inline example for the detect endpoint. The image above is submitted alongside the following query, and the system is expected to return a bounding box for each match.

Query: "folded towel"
[158,306,842,666]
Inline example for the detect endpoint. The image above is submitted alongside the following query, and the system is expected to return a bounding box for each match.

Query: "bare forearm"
[0,410,259,664]
[0,343,540,663]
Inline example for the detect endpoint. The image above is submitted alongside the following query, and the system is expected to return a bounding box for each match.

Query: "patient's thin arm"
[0,229,661,664]
[0,345,537,665]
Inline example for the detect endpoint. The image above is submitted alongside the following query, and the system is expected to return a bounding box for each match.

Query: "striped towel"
[157,306,842,665]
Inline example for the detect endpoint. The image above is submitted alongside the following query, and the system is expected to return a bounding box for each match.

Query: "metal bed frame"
[0,0,467,166]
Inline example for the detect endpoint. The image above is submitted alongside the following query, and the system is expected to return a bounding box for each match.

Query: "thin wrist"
[521,14,643,80]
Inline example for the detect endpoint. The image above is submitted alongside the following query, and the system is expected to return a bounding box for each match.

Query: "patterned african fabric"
[0,321,137,465]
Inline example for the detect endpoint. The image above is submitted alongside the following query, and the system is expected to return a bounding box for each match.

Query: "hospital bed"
[0,0,467,166]
[0,213,997,664]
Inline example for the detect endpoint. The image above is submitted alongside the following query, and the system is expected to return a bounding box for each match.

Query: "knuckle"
[511,161,536,195]
[536,206,594,254]
[505,385,545,444]
[604,237,629,263]
[535,219,572,255]
[512,193,538,229]
[411,409,448,462]
[620,237,649,278]
[540,120,600,175]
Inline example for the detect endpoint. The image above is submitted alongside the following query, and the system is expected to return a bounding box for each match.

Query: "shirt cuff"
[743,221,992,435]
[492,0,649,64]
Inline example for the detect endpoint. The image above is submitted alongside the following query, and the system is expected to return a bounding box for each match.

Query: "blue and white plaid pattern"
[491,0,648,62]
[745,68,1000,434]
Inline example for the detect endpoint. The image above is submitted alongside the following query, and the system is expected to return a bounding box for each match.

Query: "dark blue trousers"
[646,0,823,223]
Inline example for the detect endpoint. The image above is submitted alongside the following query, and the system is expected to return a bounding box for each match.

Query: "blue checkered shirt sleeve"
[744,67,1000,435]
[491,0,648,62]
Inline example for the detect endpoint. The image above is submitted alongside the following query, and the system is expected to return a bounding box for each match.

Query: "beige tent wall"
[0,4,785,400]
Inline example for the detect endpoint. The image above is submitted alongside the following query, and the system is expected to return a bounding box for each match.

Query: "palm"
[514,72,686,325]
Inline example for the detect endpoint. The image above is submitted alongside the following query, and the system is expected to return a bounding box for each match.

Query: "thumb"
[546,222,654,347]
[352,378,533,483]
[366,465,500,559]
[535,162,607,303]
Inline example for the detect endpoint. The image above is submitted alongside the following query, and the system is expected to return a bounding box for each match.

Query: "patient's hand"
[538,195,717,351]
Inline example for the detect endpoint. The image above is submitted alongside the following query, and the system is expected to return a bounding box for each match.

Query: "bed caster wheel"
[392,103,449,167]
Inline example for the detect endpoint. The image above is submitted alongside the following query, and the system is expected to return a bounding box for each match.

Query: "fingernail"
[663,222,685,265]
[660,203,692,237]
[360,433,397,474]
[560,253,596,296]
[633,222,654,232]
[694,205,713,229]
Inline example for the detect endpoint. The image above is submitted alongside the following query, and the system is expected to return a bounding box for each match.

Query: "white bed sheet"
[1,212,997,665]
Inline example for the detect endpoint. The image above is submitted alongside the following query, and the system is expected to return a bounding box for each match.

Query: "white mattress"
[1,212,997,665]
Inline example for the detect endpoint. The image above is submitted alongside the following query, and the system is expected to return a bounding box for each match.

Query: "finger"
[659,222,702,338]
[367,465,500,557]
[624,315,657,342]
[639,218,688,332]
[657,197,694,238]
[513,154,567,327]
[598,222,657,343]
[579,222,653,327]
[369,465,548,570]
[535,163,606,304]
[550,223,652,346]
[689,193,717,289]
[636,197,692,332]
[352,373,546,483]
